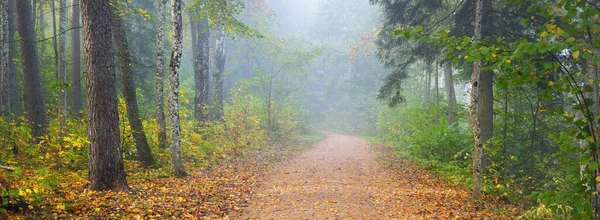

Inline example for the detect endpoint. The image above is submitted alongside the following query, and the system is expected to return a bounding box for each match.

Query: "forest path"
[237,132,513,219]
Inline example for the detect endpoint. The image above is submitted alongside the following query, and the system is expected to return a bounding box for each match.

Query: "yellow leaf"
[547,81,554,86]
[573,50,580,59]
[596,175,600,184]
[539,31,548,38]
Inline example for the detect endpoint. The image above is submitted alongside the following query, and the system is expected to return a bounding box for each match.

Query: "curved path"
[238,133,511,219]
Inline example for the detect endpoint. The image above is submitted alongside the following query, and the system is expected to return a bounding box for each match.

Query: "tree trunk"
[214,23,226,120]
[155,0,168,149]
[15,0,49,140]
[71,0,83,117]
[435,59,439,106]
[470,0,484,200]
[444,62,456,125]
[38,1,45,57]
[6,0,18,116]
[425,62,431,104]
[194,4,210,124]
[58,0,68,134]
[81,0,129,191]
[168,0,187,177]
[1,0,6,114]
[51,0,59,81]
[109,1,157,168]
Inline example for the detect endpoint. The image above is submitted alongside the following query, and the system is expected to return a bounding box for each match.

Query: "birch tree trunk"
[71,0,83,117]
[109,1,157,167]
[444,62,456,125]
[81,0,129,191]
[214,23,226,120]
[168,0,187,177]
[15,0,49,140]
[471,0,484,200]
[155,0,168,149]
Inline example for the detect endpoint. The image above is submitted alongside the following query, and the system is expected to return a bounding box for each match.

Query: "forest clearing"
[3,0,600,219]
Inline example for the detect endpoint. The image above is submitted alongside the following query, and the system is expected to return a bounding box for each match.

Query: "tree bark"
[58,0,68,134]
[71,0,83,117]
[471,0,484,200]
[5,0,18,116]
[81,0,129,191]
[444,62,456,125]
[155,0,168,149]
[109,1,157,167]
[1,0,6,113]
[214,23,226,120]
[168,0,187,177]
[194,3,210,124]
[51,0,59,81]
[15,0,49,140]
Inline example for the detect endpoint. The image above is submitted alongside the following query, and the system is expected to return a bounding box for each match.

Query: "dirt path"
[237,133,514,219]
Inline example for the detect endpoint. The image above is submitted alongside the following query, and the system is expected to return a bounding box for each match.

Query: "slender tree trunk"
[168,0,187,177]
[444,62,456,125]
[155,0,167,149]
[15,0,49,140]
[471,0,484,200]
[71,0,82,117]
[194,3,210,124]
[38,1,45,57]
[58,0,68,134]
[52,0,59,81]
[109,1,156,167]
[7,0,17,116]
[82,0,129,191]
[425,62,431,104]
[214,23,226,120]
[435,59,439,106]
[1,0,6,114]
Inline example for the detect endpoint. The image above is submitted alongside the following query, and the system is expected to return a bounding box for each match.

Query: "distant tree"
[155,0,168,149]
[213,23,226,120]
[443,62,456,125]
[71,0,83,117]
[81,0,129,191]
[15,0,49,140]
[109,0,157,167]
[168,0,187,177]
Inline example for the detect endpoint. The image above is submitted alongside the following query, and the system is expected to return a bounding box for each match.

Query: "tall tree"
[193,2,210,124]
[15,0,49,140]
[58,0,68,133]
[3,0,18,117]
[81,0,129,191]
[71,0,83,117]
[443,62,456,125]
[168,0,187,177]
[470,0,484,199]
[214,23,226,120]
[155,0,168,149]
[1,0,6,113]
[109,1,157,167]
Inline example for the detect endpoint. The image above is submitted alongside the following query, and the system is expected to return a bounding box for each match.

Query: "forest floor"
[237,132,519,219]
[5,132,520,219]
